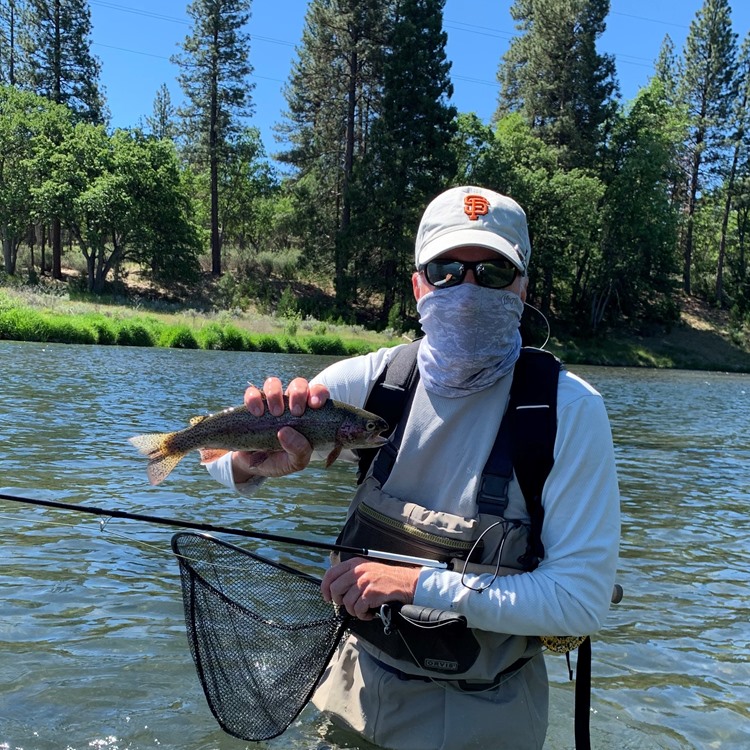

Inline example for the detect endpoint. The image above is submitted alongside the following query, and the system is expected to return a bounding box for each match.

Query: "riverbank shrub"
[251,334,284,353]
[0,307,97,345]
[305,336,347,355]
[198,323,250,351]
[115,322,155,347]
[160,325,199,349]
[93,321,117,345]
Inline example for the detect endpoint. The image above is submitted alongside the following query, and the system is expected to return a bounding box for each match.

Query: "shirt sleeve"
[204,451,267,495]
[414,381,621,637]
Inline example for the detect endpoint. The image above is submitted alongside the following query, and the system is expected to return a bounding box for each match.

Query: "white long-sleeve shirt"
[207,344,621,638]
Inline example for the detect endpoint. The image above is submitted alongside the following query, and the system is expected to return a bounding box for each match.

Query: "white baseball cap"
[414,186,531,272]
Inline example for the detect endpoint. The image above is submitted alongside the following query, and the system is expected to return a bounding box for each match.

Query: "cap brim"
[416,229,525,271]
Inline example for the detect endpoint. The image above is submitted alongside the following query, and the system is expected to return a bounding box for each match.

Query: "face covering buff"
[416,284,524,398]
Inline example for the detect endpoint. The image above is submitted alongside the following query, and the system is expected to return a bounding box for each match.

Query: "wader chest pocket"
[337,501,481,564]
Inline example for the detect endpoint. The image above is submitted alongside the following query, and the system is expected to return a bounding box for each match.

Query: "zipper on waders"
[356,503,480,562]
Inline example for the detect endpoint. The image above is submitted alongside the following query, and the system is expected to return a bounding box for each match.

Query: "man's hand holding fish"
[232,377,331,481]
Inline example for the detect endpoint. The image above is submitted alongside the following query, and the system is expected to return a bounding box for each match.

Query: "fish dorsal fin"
[190,415,210,426]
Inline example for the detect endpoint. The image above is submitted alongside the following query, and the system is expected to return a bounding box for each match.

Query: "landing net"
[171,532,348,741]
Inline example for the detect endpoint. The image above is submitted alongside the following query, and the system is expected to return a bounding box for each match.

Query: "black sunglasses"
[421,258,519,289]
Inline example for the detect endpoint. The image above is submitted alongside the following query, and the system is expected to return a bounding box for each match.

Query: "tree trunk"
[683,143,703,296]
[2,233,14,274]
[52,217,62,280]
[40,225,47,275]
[335,41,358,310]
[209,39,221,276]
[716,78,747,304]
[715,150,739,305]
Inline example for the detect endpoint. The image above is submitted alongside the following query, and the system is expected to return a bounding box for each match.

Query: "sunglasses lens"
[477,261,517,289]
[424,260,464,288]
[422,259,518,289]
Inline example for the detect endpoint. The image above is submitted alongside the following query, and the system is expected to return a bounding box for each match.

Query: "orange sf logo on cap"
[464,194,490,221]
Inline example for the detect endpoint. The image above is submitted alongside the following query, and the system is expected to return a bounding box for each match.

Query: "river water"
[1,340,748,750]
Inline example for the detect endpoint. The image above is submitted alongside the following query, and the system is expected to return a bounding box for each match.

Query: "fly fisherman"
[207,186,621,750]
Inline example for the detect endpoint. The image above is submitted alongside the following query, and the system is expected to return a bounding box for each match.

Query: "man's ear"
[519,274,529,303]
[412,271,427,301]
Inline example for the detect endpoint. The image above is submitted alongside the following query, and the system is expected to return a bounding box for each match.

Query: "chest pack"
[356,340,560,568]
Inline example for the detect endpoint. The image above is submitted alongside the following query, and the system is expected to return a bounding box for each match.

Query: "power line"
[444,20,515,42]
[90,0,188,26]
[92,43,285,85]
[94,42,170,61]
[90,0,694,109]
[610,10,690,31]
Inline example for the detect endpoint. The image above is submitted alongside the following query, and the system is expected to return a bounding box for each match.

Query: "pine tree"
[354,0,456,325]
[496,0,618,171]
[145,83,178,141]
[654,34,681,106]
[715,33,750,303]
[173,0,253,276]
[678,0,737,295]
[276,0,390,309]
[0,0,23,86]
[19,0,105,122]
[19,0,106,280]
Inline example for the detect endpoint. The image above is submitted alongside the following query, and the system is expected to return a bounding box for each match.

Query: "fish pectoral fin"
[199,448,230,464]
[325,444,343,467]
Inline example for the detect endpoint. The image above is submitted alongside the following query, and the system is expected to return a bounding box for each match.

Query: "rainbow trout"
[129,398,389,485]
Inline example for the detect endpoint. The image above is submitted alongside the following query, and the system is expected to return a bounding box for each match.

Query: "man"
[207,186,620,750]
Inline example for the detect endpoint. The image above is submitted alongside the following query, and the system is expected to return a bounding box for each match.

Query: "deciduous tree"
[596,81,682,329]
[19,0,106,280]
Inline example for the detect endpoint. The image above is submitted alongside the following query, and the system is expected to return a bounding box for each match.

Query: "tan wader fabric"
[312,635,549,750]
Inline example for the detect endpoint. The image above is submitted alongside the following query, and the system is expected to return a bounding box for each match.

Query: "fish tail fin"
[129,432,184,485]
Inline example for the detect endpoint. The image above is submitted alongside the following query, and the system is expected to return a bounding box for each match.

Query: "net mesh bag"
[171,532,348,741]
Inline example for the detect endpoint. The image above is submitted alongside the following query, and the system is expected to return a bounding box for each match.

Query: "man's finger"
[263,377,285,415]
[286,378,310,416]
[244,384,266,416]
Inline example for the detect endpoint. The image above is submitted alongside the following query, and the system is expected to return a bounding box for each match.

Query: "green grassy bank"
[2,286,750,373]
[0,288,397,357]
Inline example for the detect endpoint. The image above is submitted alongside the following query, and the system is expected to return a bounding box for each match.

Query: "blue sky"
[89,0,749,156]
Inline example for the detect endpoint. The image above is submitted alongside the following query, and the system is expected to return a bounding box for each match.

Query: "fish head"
[336,408,389,449]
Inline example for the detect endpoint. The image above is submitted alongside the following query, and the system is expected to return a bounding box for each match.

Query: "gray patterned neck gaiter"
[416,285,523,398]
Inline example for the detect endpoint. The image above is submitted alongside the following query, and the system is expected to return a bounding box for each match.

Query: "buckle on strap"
[476,473,510,515]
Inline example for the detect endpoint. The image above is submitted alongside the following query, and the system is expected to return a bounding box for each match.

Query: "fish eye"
[367,420,376,430]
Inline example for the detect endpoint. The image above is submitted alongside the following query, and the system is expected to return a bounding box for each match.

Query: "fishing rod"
[0,491,448,569]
